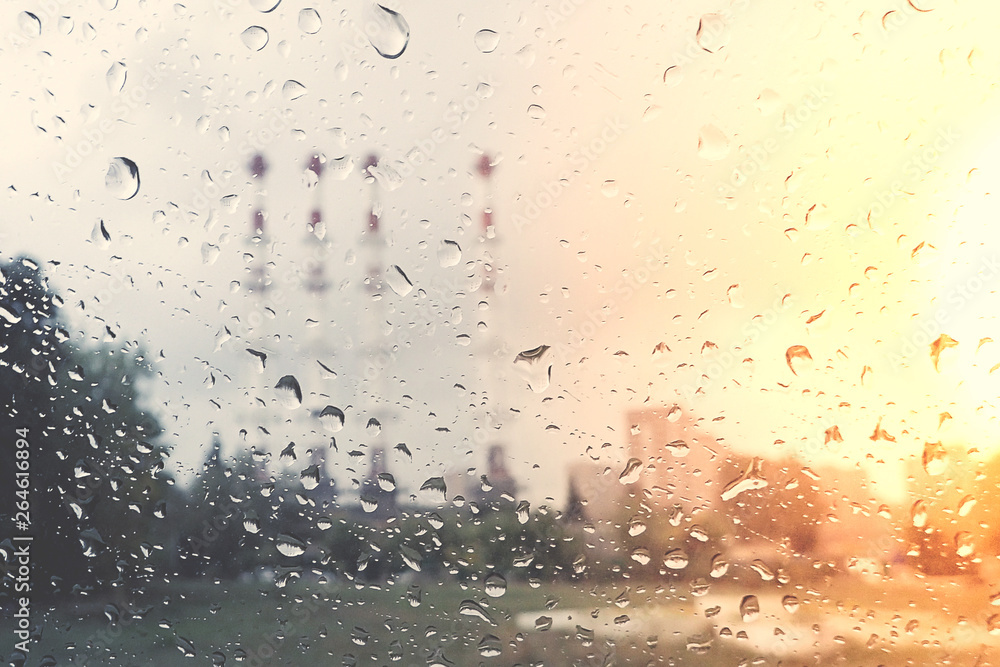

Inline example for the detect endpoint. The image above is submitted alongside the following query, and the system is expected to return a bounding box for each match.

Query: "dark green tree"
[0,257,168,599]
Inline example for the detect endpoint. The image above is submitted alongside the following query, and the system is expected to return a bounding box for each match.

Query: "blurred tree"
[0,257,168,599]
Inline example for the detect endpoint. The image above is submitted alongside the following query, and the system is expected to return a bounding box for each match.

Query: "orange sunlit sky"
[5,0,1000,503]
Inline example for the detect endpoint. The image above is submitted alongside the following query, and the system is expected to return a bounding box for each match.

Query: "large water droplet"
[106,61,127,93]
[663,549,689,570]
[301,464,321,490]
[282,80,307,101]
[484,572,507,597]
[275,533,306,557]
[298,8,322,34]
[721,457,768,501]
[782,595,799,613]
[176,636,196,658]
[377,472,396,491]
[385,265,413,296]
[363,3,410,59]
[474,29,500,53]
[241,26,269,51]
[921,441,949,475]
[515,500,530,524]
[513,345,552,393]
[459,599,497,626]
[911,500,928,528]
[320,405,345,432]
[420,476,447,500]
[784,345,813,375]
[739,595,760,622]
[697,125,730,160]
[438,240,461,267]
[477,635,503,657]
[955,531,975,557]
[618,458,643,485]
[106,157,140,200]
[275,375,303,409]
[250,0,281,11]
[695,13,730,53]
[18,12,41,38]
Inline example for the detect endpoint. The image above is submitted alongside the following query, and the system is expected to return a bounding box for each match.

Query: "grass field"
[9,572,1000,666]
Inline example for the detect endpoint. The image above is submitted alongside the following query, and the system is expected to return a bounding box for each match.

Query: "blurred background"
[5,0,1000,664]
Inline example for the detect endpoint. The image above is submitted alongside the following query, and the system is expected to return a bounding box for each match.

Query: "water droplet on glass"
[363,3,410,59]
[407,584,422,606]
[474,29,500,53]
[618,458,643,485]
[739,595,760,622]
[697,125,730,160]
[910,499,929,528]
[385,265,413,296]
[274,375,303,409]
[477,635,503,657]
[922,441,949,475]
[601,180,618,197]
[176,636,196,658]
[955,531,975,557]
[282,80,307,101]
[301,464,321,490]
[784,345,813,375]
[211,651,226,666]
[663,549,689,570]
[958,494,976,516]
[350,627,370,646]
[516,500,530,524]
[782,595,799,613]
[438,240,461,267]
[420,476,447,500]
[534,616,553,631]
[275,533,306,557]
[327,155,354,180]
[689,525,710,542]
[19,12,41,37]
[400,544,421,571]
[298,8,322,33]
[459,599,497,625]
[241,26,268,51]
[106,61,127,93]
[484,572,507,597]
[366,417,381,436]
[721,457,768,501]
[750,559,775,581]
[249,0,281,11]
[513,345,552,393]
[527,104,546,120]
[243,511,260,534]
[377,472,395,491]
[106,157,140,200]
[320,405,345,432]
[695,13,730,53]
